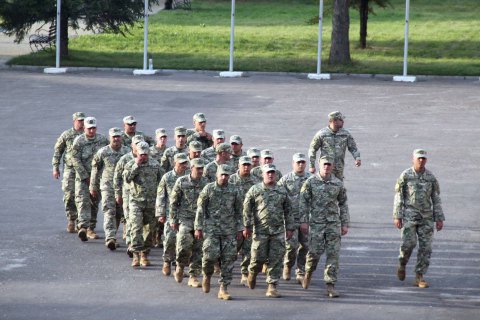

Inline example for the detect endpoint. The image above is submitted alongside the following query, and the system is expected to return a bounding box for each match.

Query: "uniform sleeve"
[393,173,406,219]
[169,179,182,224]
[338,184,349,227]
[243,188,255,229]
[113,159,125,199]
[431,176,444,221]
[52,132,67,170]
[71,138,88,180]
[347,133,361,160]
[155,176,168,218]
[308,132,322,169]
[89,150,103,192]
[299,180,311,224]
[124,162,140,183]
[234,188,244,232]
[160,152,171,172]
[283,192,295,231]
[194,185,209,231]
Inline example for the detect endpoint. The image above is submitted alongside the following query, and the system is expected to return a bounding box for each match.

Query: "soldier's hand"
[243,228,252,239]
[171,223,179,231]
[341,226,348,236]
[355,159,362,167]
[53,169,60,179]
[236,231,243,241]
[194,230,203,240]
[158,216,166,224]
[394,218,403,229]
[116,196,123,205]
[300,223,309,235]
[436,220,444,232]
[309,167,316,174]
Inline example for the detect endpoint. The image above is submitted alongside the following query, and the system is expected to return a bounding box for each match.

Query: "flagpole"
[220,0,243,78]
[393,0,416,82]
[308,0,330,80]
[44,0,67,73]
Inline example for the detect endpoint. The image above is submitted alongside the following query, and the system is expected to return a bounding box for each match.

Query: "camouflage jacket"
[186,128,213,150]
[299,174,349,227]
[90,145,130,193]
[251,166,283,182]
[308,126,360,178]
[229,172,259,198]
[113,152,134,199]
[71,133,109,180]
[121,130,154,147]
[150,145,167,164]
[160,145,189,172]
[169,175,209,229]
[393,167,444,222]
[200,146,216,164]
[124,158,163,208]
[278,171,311,226]
[243,182,295,235]
[203,160,228,183]
[155,169,186,218]
[195,182,243,236]
[52,127,82,169]
[231,150,247,169]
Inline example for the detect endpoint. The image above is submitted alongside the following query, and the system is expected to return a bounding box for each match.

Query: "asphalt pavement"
[0,69,479,320]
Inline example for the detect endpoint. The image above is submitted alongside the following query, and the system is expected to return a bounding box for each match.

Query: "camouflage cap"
[109,127,122,136]
[84,117,97,128]
[215,142,232,154]
[189,141,202,152]
[239,156,253,165]
[190,158,205,168]
[230,135,242,145]
[156,128,167,137]
[193,112,207,122]
[123,115,137,124]
[72,112,85,121]
[174,126,187,136]
[261,149,274,159]
[328,111,345,121]
[262,163,277,173]
[174,153,189,164]
[137,142,150,155]
[413,149,428,158]
[213,129,225,139]
[247,147,261,158]
[293,153,307,162]
[319,156,334,165]
[217,164,233,175]
[131,135,145,145]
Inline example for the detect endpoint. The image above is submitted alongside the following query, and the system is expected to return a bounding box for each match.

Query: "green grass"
[9,0,480,76]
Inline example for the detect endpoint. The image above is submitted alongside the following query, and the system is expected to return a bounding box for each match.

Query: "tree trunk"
[60,14,69,57]
[359,0,368,49]
[329,0,351,64]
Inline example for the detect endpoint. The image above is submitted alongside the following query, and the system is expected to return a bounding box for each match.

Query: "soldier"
[121,115,154,147]
[201,129,225,163]
[279,153,311,284]
[247,147,261,168]
[188,141,202,161]
[160,126,188,172]
[156,153,190,276]
[186,112,213,150]
[203,143,232,183]
[170,158,209,288]
[229,156,258,285]
[52,112,85,233]
[150,128,168,163]
[71,117,109,242]
[300,156,349,298]
[124,142,163,267]
[251,149,282,181]
[90,128,130,250]
[308,111,361,180]
[195,164,243,300]
[393,149,445,288]
[230,135,246,169]
[243,164,295,298]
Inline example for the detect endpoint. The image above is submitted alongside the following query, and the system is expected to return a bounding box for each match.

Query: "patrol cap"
[328,111,345,121]
[156,128,167,137]
[137,142,150,155]
[217,164,233,175]
[239,156,252,165]
[230,135,242,145]
[193,113,207,122]
[131,135,145,145]
[174,153,189,164]
[247,147,261,158]
[413,149,428,158]
[261,149,274,159]
[215,142,232,154]
[109,127,122,137]
[72,112,85,121]
[190,158,205,168]
[189,141,202,152]
[262,164,277,173]
[293,153,307,162]
[84,117,97,128]
[123,115,136,124]
[213,129,225,139]
[319,156,334,165]
[174,126,187,136]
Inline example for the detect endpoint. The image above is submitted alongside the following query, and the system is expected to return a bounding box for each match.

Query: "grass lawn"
[9,0,480,76]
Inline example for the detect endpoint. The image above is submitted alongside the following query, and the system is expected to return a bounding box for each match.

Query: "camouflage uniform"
[308,127,360,180]
[186,129,212,151]
[251,166,282,182]
[52,127,82,222]
[170,174,208,277]
[150,145,167,164]
[200,146,216,164]
[278,171,311,277]
[161,146,189,173]
[124,158,163,253]
[113,152,134,246]
[300,174,349,284]
[150,144,167,245]
[71,133,108,230]
[203,160,224,183]
[90,144,130,242]
[244,182,295,285]
[393,167,444,275]
[195,181,243,286]
[122,131,154,147]
[231,151,247,169]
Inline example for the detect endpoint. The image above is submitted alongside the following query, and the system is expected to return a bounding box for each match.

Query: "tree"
[351,0,391,49]
[0,0,160,57]
[329,0,351,64]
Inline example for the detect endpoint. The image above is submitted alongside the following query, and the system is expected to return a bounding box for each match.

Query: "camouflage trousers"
[284,228,309,276]
[305,222,341,284]
[101,189,123,242]
[248,232,286,285]
[128,201,154,253]
[61,165,77,221]
[399,219,434,275]
[176,224,203,277]
[163,219,177,263]
[122,190,131,246]
[203,234,237,286]
[237,236,252,275]
[75,178,100,230]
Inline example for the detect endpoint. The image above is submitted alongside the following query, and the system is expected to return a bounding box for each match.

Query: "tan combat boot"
[174,265,184,283]
[266,284,281,298]
[78,228,88,242]
[188,276,201,288]
[414,273,429,288]
[262,263,268,274]
[131,252,140,267]
[247,272,257,289]
[202,274,211,293]
[240,274,248,286]
[283,265,291,281]
[162,262,171,276]
[397,264,406,281]
[302,272,312,289]
[67,220,75,233]
[106,239,116,251]
[326,284,339,298]
[218,285,232,300]
[296,274,304,285]
[87,228,99,240]
[140,251,151,266]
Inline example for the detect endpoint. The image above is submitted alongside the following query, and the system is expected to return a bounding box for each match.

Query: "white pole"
[44,0,67,73]
[133,0,156,75]
[393,0,416,82]
[308,0,330,80]
[219,0,243,77]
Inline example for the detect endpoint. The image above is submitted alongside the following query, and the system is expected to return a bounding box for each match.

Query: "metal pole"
[402,0,410,77]
[55,0,61,68]
[143,0,149,70]
[228,0,236,72]
[316,0,325,74]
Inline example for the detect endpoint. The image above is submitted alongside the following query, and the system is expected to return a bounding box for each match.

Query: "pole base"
[44,67,67,74]
[393,75,417,82]
[308,73,331,80]
[133,69,157,76]
[219,71,244,78]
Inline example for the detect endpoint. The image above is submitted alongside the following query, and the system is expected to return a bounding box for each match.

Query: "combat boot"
[87,228,99,240]
[414,273,429,288]
[202,274,211,293]
[326,284,339,298]
[262,263,268,274]
[218,285,232,300]
[188,276,201,288]
[162,262,171,276]
[78,228,88,242]
[266,284,281,298]
[397,263,406,281]
[302,272,312,289]
[67,220,75,233]
[140,251,151,266]
[240,274,248,286]
[283,265,291,281]
[131,252,140,267]
[106,239,116,251]
[174,265,184,283]
[296,274,304,285]
[247,272,257,289]
[126,246,133,258]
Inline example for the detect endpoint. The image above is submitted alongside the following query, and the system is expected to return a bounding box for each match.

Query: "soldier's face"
[293,160,306,174]
[125,122,136,135]
[111,135,122,149]
[157,136,167,146]
[176,135,186,148]
[74,119,84,131]
[191,166,204,179]
[195,121,206,132]
[175,161,188,173]
[413,157,427,172]
[262,157,273,165]
[189,150,201,159]
[85,127,96,138]
[263,170,276,185]
[330,118,344,131]
[214,137,224,146]
[320,163,333,176]
[231,143,242,154]
[251,156,260,167]
[216,173,229,186]
[220,151,231,162]
[239,163,252,176]
[138,153,148,163]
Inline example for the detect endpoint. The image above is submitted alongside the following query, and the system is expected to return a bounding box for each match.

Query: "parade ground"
[0,69,479,320]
